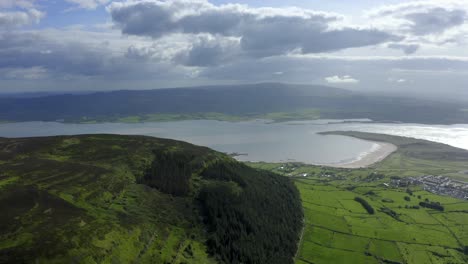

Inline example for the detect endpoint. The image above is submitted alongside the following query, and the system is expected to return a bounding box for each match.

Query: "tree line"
[354,197,375,214]
[419,201,444,211]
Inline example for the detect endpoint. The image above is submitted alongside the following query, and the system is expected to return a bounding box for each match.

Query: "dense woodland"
[198,161,303,264]
[140,150,192,196]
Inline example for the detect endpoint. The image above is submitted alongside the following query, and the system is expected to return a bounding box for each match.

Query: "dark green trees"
[198,161,303,264]
[419,201,444,211]
[140,151,192,196]
[354,197,375,214]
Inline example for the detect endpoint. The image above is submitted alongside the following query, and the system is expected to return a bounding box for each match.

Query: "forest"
[140,150,193,196]
[198,161,303,264]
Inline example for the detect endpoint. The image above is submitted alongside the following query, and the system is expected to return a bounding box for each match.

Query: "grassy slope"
[0,135,302,264]
[0,135,218,264]
[249,132,468,264]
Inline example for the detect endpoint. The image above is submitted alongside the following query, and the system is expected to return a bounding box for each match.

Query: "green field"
[74,109,321,124]
[249,132,468,264]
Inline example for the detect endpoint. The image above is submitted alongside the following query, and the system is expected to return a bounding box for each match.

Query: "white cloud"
[367,0,468,46]
[66,0,110,10]
[109,0,397,60]
[325,75,359,84]
[0,0,44,28]
[0,9,43,28]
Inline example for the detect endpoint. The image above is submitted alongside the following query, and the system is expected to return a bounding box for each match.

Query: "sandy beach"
[330,141,397,168]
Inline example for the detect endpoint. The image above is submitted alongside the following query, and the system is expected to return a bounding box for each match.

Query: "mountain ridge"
[0,134,303,264]
[0,83,467,124]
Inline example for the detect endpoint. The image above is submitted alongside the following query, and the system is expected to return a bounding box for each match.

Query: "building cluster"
[392,175,468,200]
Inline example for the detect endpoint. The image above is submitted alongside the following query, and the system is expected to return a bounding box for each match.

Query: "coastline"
[328,141,397,168]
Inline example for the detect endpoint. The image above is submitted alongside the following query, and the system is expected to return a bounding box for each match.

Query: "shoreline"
[326,141,397,168]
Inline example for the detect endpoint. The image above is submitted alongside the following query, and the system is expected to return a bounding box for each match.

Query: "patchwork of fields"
[250,132,468,264]
[295,175,467,264]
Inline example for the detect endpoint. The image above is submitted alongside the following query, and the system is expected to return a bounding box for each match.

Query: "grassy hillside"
[249,132,468,264]
[0,135,302,264]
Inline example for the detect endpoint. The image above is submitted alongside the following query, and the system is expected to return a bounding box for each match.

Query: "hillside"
[1,83,467,124]
[0,135,303,264]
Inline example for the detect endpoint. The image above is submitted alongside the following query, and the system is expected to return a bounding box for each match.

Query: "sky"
[1,0,468,100]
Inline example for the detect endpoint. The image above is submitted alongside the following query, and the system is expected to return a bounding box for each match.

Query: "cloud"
[172,34,240,66]
[0,0,43,28]
[0,9,43,28]
[0,30,126,78]
[109,0,397,58]
[0,0,467,100]
[325,75,359,84]
[0,28,202,86]
[66,0,111,10]
[368,1,468,43]
[387,43,420,54]
[0,0,37,9]
[404,7,466,36]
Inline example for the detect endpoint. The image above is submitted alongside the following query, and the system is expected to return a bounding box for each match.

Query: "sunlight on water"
[335,123,468,150]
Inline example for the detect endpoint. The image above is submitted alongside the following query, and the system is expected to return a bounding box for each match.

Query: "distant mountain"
[0,83,467,124]
[0,91,95,99]
[0,134,303,263]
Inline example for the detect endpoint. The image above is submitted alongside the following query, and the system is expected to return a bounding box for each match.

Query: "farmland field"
[249,132,468,264]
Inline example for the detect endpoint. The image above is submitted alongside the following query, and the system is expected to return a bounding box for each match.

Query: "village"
[391,175,468,200]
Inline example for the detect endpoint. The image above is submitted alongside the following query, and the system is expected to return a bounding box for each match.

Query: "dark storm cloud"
[109,0,397,60]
